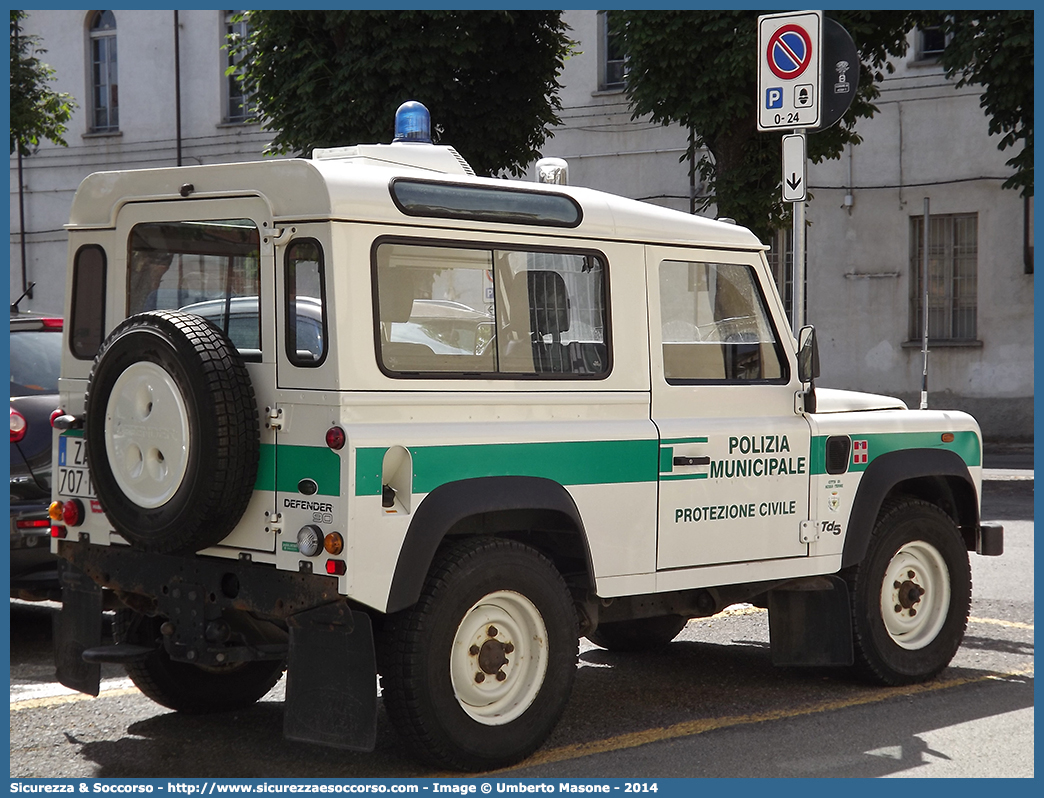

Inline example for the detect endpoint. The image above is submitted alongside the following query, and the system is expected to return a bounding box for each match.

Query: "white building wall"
[9,11,1032,439]
[804,48,1032,439]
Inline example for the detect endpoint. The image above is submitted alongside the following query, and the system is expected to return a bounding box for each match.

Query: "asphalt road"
[9,472,1033,780]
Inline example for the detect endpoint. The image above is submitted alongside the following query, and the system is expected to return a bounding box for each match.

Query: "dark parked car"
[10,311,63,601]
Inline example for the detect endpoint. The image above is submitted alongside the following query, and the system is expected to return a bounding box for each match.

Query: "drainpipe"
[17,149,30,299]
[14,18,31,299]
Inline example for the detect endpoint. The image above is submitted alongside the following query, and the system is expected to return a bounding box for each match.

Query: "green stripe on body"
[256,443,341,496]
[356,439,659,497]
[810,430,981,475]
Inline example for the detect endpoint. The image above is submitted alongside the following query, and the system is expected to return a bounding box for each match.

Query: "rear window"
[128,220,261,358]
[10,329,62,395]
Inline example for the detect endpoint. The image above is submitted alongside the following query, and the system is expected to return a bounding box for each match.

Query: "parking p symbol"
[766,88,783,109]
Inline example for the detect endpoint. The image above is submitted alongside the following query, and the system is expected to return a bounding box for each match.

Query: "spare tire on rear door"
[85,310,259,554]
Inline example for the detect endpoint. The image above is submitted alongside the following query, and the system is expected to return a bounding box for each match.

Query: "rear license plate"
[58,435,95,498]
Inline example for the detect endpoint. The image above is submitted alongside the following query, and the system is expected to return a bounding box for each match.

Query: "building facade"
[9,10,1033,440]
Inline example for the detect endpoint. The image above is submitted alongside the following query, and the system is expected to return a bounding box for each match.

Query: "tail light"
[61,499,86,527]
[15,518,50,530]
[326,426,346,450]
[10,407,27,442]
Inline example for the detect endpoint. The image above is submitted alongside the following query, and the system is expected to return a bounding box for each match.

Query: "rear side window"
[70,245,107,359]
[374,240,609,378]
[127,220,261,359]
[285,239,327,367]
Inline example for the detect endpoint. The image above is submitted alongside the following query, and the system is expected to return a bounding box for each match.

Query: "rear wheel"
[844,498,971,685]
[380,537,578,771]
[586,615,688,652]
[113,609,285,714]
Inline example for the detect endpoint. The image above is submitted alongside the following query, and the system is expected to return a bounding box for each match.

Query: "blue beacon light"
[393,101,432,144]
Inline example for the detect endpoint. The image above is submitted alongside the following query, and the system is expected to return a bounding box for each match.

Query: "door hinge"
[799,520,820,544]
[265,405,284,431]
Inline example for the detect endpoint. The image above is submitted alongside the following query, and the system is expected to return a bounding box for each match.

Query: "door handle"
[673,455,711,467]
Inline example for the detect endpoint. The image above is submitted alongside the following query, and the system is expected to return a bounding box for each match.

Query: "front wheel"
[380,537,578,771]
[844,498,971,685]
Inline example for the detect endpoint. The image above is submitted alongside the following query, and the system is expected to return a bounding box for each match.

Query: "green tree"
[230,10,575,177]
[610,11,924,240]
[10,10,76,156]
[927,11,1033,197]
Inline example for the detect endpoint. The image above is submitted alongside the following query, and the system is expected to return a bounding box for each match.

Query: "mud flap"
[284,602,377,751]
[767,575,854,666]
[53,560,104,696]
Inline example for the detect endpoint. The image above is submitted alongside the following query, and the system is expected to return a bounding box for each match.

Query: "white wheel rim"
[449,590,549,726]
[104,361,191,509]
[879,540,950,650]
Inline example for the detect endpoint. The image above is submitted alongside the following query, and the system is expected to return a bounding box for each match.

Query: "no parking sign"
[757,10,822,131]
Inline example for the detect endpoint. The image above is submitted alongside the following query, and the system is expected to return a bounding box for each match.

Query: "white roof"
[68,145,764,251]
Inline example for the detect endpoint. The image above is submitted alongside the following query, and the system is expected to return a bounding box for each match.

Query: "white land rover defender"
[50,103,1003,771]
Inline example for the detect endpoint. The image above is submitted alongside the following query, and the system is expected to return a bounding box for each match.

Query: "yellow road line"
[11,686,140,713]
[508,663,1034,771]
[969,616,1034,630]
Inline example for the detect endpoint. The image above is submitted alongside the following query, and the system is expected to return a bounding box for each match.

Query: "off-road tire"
[586,615,689,652]
[380,537,578,772]
[113,609,285,713]
[843,497,971,685]
[85,311,258,554]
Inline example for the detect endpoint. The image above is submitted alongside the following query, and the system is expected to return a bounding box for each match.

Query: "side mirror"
[797,324,820,385]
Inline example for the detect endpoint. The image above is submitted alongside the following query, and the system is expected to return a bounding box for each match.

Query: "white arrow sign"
[782,133,807,203]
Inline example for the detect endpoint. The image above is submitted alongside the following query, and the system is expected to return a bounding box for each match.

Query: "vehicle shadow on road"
[52,635,1034,779]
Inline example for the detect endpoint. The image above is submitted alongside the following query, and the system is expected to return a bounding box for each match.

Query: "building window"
[915,25,947,62]
[909,213,978,341]
[89,10,118,132]
[224,10,251,123]
[598,11,626,91]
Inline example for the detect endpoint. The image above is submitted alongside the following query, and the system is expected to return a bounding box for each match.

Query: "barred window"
[909,213,978,341]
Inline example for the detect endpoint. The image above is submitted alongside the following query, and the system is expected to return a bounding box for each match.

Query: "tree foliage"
[230,10,575,177]
[925,11,1033,197]
[610,11,920,241]
[10,10,76,156]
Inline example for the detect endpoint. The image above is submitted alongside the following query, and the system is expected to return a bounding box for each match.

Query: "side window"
[659,260,785,383]
[285,239,327,366]
[374,241,608,378]
[127,220,261,359]
[70,245,107,359]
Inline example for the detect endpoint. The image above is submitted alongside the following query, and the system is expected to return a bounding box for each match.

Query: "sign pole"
[792,134,806,336]
[920,197,930,409]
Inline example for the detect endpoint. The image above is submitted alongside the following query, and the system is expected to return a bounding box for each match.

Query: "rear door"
[114,198,278,553]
